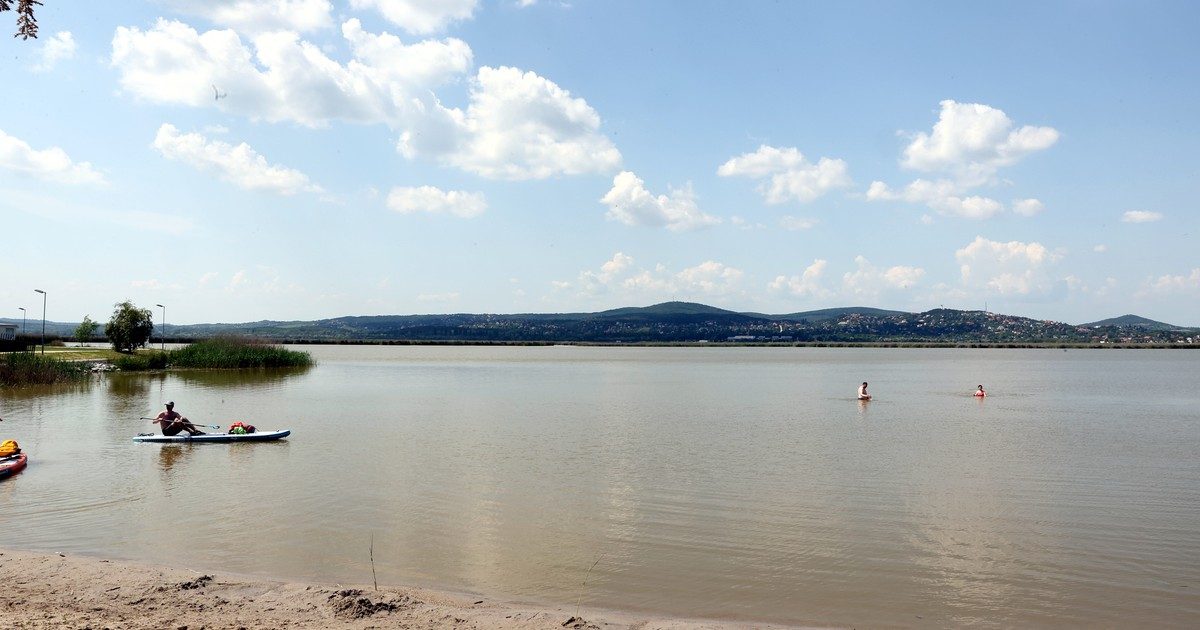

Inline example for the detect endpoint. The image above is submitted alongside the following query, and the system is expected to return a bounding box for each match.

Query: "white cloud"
[842,255,924,297]
[1093,244,1107,253]
[112,19,471,127]
[902,99,1059,184]
[386,185,486,218]
[779,216,818,231]
[1144,269,1200,294]
[601,171,720,231]
[415,65,621,179]
[1012,198,1045,217]
[198,272,219,286]
[867,178,1003,219]
[113,21,617,180]
[349,0,478,35]
[416,292,461,302]
[0,127,105,185]
[1121,210,1163,223]
[165,0,334,34]
[152,123,323,195]
[717,145,851,204]
[562,253,743,301]
[32,31,76,72]
[955,235,1062,296]
[768,259,829,298]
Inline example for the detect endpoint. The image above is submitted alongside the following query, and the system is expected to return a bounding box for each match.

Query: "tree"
[74,315,98,346]
[0,0,41,40]
[105,301,153,353]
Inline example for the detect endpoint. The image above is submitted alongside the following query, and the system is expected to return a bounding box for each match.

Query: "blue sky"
[2,1,1198,325]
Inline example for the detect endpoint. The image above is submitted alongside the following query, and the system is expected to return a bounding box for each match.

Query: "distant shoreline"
[270,339,1199,349]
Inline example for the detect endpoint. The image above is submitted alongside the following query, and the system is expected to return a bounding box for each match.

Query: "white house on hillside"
[0,324,16,341]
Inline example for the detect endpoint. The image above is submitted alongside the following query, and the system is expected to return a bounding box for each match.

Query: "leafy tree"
[105,301,153,353]
[0,0,40,40]
[74,315,98,346]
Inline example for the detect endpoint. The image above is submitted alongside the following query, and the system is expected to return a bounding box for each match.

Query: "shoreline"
[0,547,800,629]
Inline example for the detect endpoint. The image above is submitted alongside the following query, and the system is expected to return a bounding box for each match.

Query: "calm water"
[1,347,1198,627]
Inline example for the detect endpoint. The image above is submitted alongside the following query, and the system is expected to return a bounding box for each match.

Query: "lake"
[1,346,1198,627]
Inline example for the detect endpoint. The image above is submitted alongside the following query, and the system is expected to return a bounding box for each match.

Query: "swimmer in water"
[858,381,871,400]
[974,385,986,397]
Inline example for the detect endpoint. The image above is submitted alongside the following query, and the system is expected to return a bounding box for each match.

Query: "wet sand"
[0,548,794,629]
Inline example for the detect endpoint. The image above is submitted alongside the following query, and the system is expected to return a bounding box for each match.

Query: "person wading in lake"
[151,402,205,436]
[858,382,871,400]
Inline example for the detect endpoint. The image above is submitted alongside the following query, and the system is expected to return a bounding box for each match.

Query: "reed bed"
[169,337,313,369]
[0,352,90,386]
[111,351,170,371]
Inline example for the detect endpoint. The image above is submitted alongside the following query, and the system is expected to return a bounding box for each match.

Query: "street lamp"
[33,289,46,354]
[17,307,25,334]
[156,304,166,351]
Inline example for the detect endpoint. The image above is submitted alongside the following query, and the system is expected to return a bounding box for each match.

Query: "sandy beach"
[0,548,793,629]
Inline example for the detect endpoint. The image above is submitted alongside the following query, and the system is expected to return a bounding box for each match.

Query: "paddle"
[140,417,222,429]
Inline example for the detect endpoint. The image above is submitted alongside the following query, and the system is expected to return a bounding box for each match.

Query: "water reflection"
[157,444,188,473]
[2,348,1198,627]
[172,367,310,389]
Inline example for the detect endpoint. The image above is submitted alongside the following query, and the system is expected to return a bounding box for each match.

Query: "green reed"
[111,351,171,371]
[169,337,313,369]
[0,352,91,386]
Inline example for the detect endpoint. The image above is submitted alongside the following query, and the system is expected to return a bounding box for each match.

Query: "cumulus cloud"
[561,253,743,301]
[1143,269,1200,294]
[153,123,323,195]
[601,171,720,231]
[768,259,829,298]
[867,178,1003,219]
[902,99,1059,184]
[164,0,334,34]
[386,185,486,217]
[349,0,478,35]
[112,20,618,180]
[416,291,461,302]
[0,127,104,185]
[32,31,76,72]
[1093,244,1107,253]
[779,215,818,231]
[418,66,622,179]
[717,145,851,204]
[1121,210,1163,223]
[842,256,924,297]
[955,235,1063,295]
[868,100,1057,220]
[1012,198,1045,217]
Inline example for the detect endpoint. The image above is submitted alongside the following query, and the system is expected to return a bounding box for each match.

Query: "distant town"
[2,303,1196,348]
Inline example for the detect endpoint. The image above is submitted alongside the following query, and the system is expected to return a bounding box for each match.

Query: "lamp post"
[18,307,25,334]
[156,304,166,351]
[34,289,46,354]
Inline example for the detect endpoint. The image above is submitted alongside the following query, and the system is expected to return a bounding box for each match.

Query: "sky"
[1,1,1198,326]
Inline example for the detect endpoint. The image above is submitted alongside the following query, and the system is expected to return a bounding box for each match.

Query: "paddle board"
[133,429,291,443]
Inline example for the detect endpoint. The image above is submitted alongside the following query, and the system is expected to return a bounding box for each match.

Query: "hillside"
[1080,314,1187,331]
[2,303,1196,345]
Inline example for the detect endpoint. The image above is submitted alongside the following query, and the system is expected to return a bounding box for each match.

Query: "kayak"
[0,453,27,480]
[132,429,291,443]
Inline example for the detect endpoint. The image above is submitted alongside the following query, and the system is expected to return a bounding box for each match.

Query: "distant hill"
[2,303,1196,345]
[1080,314,1190,331]
[769,306,911,323]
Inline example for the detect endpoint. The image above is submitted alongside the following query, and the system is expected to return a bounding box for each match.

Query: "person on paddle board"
[151,402,205,436]
[974,385,986,397]
[858,382,871,400]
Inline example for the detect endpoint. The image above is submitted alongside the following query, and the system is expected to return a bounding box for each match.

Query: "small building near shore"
[0,324,17,341]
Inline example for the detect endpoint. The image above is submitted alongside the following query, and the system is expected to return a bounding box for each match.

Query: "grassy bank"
[168,338,313,369]
[0,352,91,386]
